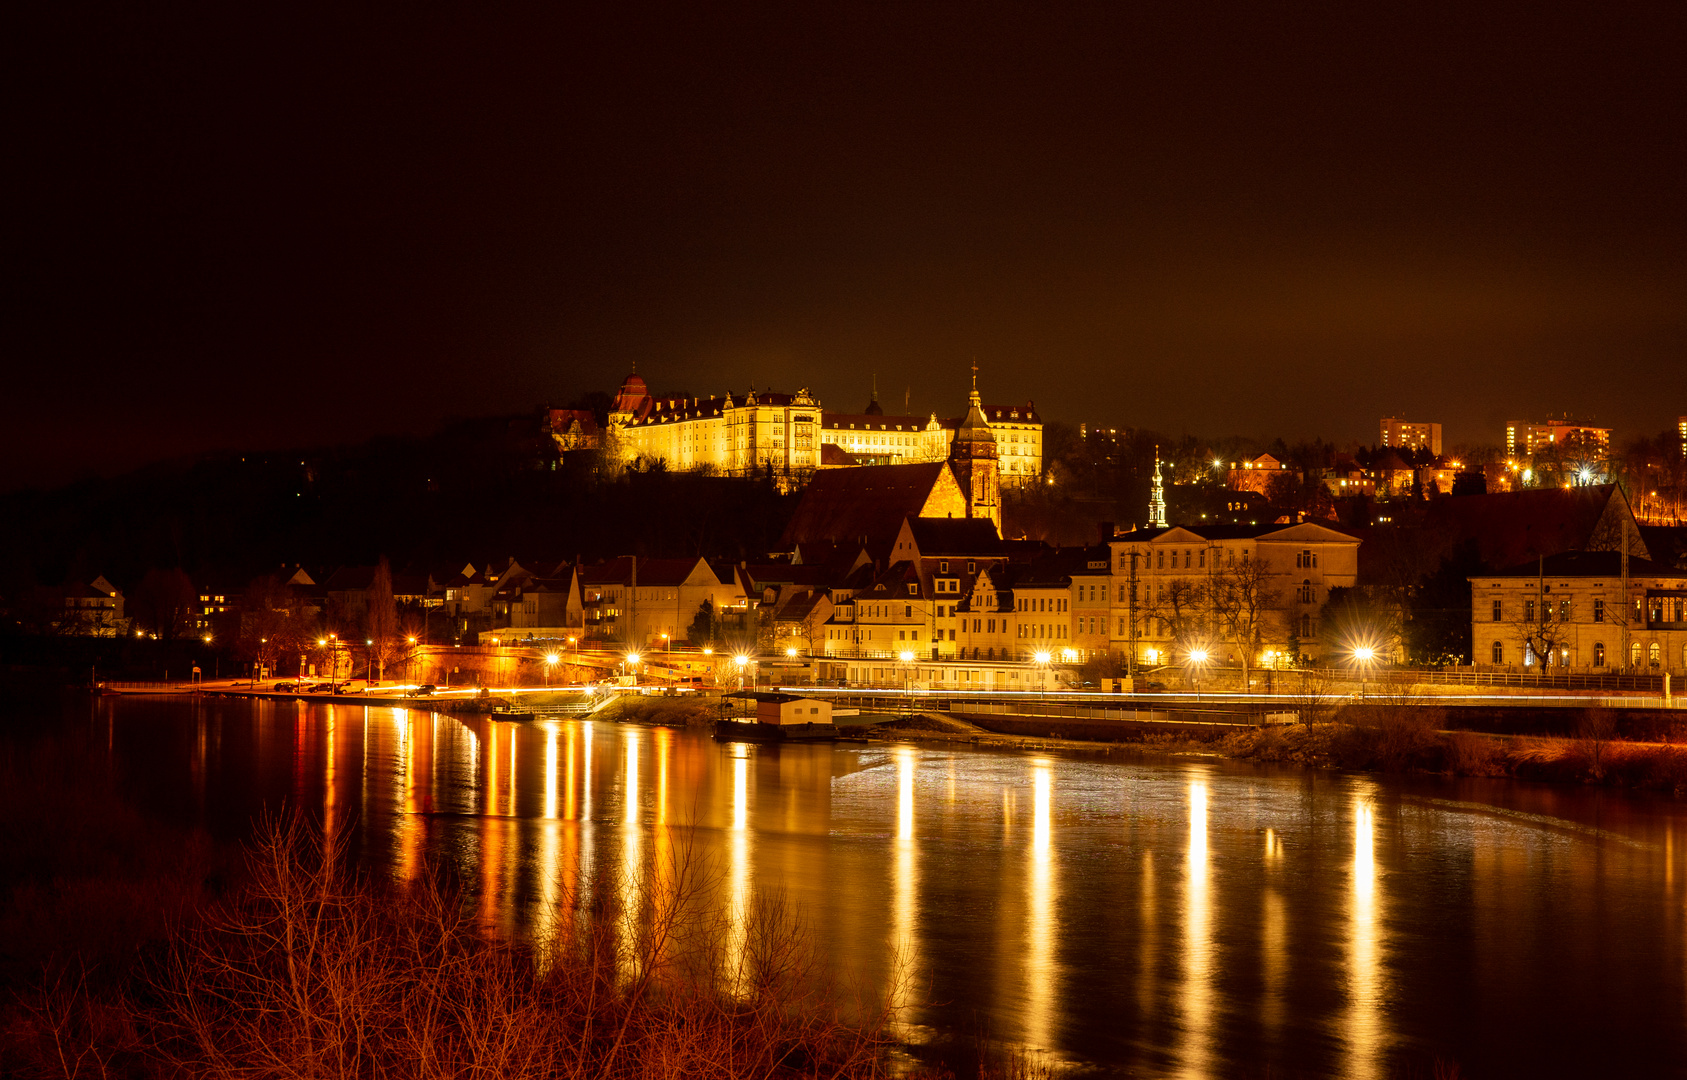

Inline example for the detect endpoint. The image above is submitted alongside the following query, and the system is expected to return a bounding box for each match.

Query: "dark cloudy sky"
[9,1,1685,489]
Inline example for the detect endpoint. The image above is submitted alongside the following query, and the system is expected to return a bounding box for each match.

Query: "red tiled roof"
[782,462,952,548]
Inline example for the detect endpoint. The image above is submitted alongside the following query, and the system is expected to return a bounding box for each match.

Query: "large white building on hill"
[600,369,1042,486]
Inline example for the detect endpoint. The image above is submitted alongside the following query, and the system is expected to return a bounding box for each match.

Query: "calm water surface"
[57,698,1687,1076]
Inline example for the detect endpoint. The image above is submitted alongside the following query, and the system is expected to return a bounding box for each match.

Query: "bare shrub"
[1441,732,1505,777]
[1576,708,1618,780]
[137,813,904,1080]
[1335,702,1444,772]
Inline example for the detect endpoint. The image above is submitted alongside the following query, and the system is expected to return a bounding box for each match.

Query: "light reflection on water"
[77,698,1687,1078]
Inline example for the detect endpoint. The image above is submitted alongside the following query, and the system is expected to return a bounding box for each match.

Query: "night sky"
[10,2,1685,490]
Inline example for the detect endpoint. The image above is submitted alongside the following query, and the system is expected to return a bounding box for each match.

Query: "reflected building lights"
[1347,795,1385,1080]
[1024,761,1055,1051]
[728,749,752,993]
[1180,778,1211,1079]
[891,746,920,1030]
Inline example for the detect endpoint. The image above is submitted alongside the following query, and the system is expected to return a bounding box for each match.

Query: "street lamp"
[661,632,670,653]
[899,649,916,714]
[1187,648,1210,701]
[544,653,559,686]
[733,653,749,691]
[625,651,641,686]
[1353,646,1376,699]
[1033,649,1051,704]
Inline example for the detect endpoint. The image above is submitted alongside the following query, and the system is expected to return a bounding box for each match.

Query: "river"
[47,696,1687,1077]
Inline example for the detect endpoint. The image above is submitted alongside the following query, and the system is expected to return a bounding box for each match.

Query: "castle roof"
[781,462,957,548]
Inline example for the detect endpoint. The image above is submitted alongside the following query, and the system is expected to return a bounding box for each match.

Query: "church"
[782,367,1003,550]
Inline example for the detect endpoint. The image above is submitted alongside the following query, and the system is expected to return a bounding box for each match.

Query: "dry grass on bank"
[3,812,1051,1080]
[1218,704,1687,793]
[606,695,718,729]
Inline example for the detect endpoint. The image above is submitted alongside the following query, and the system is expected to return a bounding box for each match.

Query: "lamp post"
[1353,646,1376,699]
[544,653,559,687]
[899,649,916,716]
[1033,649,1051,706]
[734,653,749,692]
[1188,648,1209,701]
[625,651,641,687]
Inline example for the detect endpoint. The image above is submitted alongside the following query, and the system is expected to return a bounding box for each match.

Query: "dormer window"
[968,561,976,573]
[940,560,949,573]
[909,584,919,596]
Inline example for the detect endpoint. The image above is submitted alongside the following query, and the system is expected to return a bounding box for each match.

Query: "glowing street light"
[733,653,750,690]
[785,646,798,658]
[1187,647,1210,700]
[624,651,641,686]
[1033,649,1052,704]
[1353,645,1377,699]
[544,652,559,686]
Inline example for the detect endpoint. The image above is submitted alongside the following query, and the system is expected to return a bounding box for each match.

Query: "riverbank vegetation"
[1216,702,1687,794]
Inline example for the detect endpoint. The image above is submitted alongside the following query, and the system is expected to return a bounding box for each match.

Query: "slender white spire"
[1150,445,1168,528]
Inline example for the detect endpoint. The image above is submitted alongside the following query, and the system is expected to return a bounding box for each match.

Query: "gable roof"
[901,516,1004,557]
[1483,550,1677,579]
[1422,485,1647,569]
[781,461,958,547]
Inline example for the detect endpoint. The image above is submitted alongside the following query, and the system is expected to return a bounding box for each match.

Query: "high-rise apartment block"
[1505,419,1611,459]
[1380,417,1442,456]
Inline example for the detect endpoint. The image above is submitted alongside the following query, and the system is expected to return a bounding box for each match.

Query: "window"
[1492,599,1503,622]
[909,584,918,597]
[1594,599,1604,623]
[1198,550,1206,568]
[904,605,913,618]
[1298,580,1314,604]
[1559,599,1570,620]
[1492,641,1504,664]
[1649,642,1661,668]
[1157,550,1164,569]
[940,560,949,573]
[1524,599,1535,623]
[1296,549,1318,569]
[1631,642,1642,667]
[1184,550,1192,568]
[968,561,976,573]
[1593,642,1605,667]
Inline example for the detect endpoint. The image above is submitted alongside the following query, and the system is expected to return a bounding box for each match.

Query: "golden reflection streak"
[650,727,674,968]
[1024,761,1054,1051]
[1179,778,1211,1080]
[396,710,421,883]
[618,728,643,984]
[890,746,920,1029]
[507,725,518,818]
[479,724,504,928]
[1347,796,1385,1080]
[535,725,561,948]
[728,749,751,993]
[323,709,338,844]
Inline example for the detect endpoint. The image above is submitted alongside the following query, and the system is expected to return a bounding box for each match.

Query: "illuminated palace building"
[606,369,1042,485]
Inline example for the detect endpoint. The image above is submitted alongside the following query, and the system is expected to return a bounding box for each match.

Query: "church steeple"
[949,362,999,530]
[864,374,883,416]
[1149,445,1168,528]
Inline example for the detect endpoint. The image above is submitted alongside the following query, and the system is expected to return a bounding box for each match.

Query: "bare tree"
[1209,556,1282,687]
[368,557,401,683]
[1141,577,1209,655]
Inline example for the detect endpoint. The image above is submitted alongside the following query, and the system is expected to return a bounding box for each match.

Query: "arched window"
[1631,641,1643,667]
[1593,642,1605,667]
[1649,642,1662,668]
[1492,641,1504,664]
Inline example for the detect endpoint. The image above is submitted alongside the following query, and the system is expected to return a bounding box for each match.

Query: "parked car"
[407,684,437,697]
[272,682,296,692]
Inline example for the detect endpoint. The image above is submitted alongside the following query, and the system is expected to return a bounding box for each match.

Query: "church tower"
[948,363,1000,529]
[1149,445,1168,527]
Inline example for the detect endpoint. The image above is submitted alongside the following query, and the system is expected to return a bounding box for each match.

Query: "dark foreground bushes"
[3,811,1052,1079]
